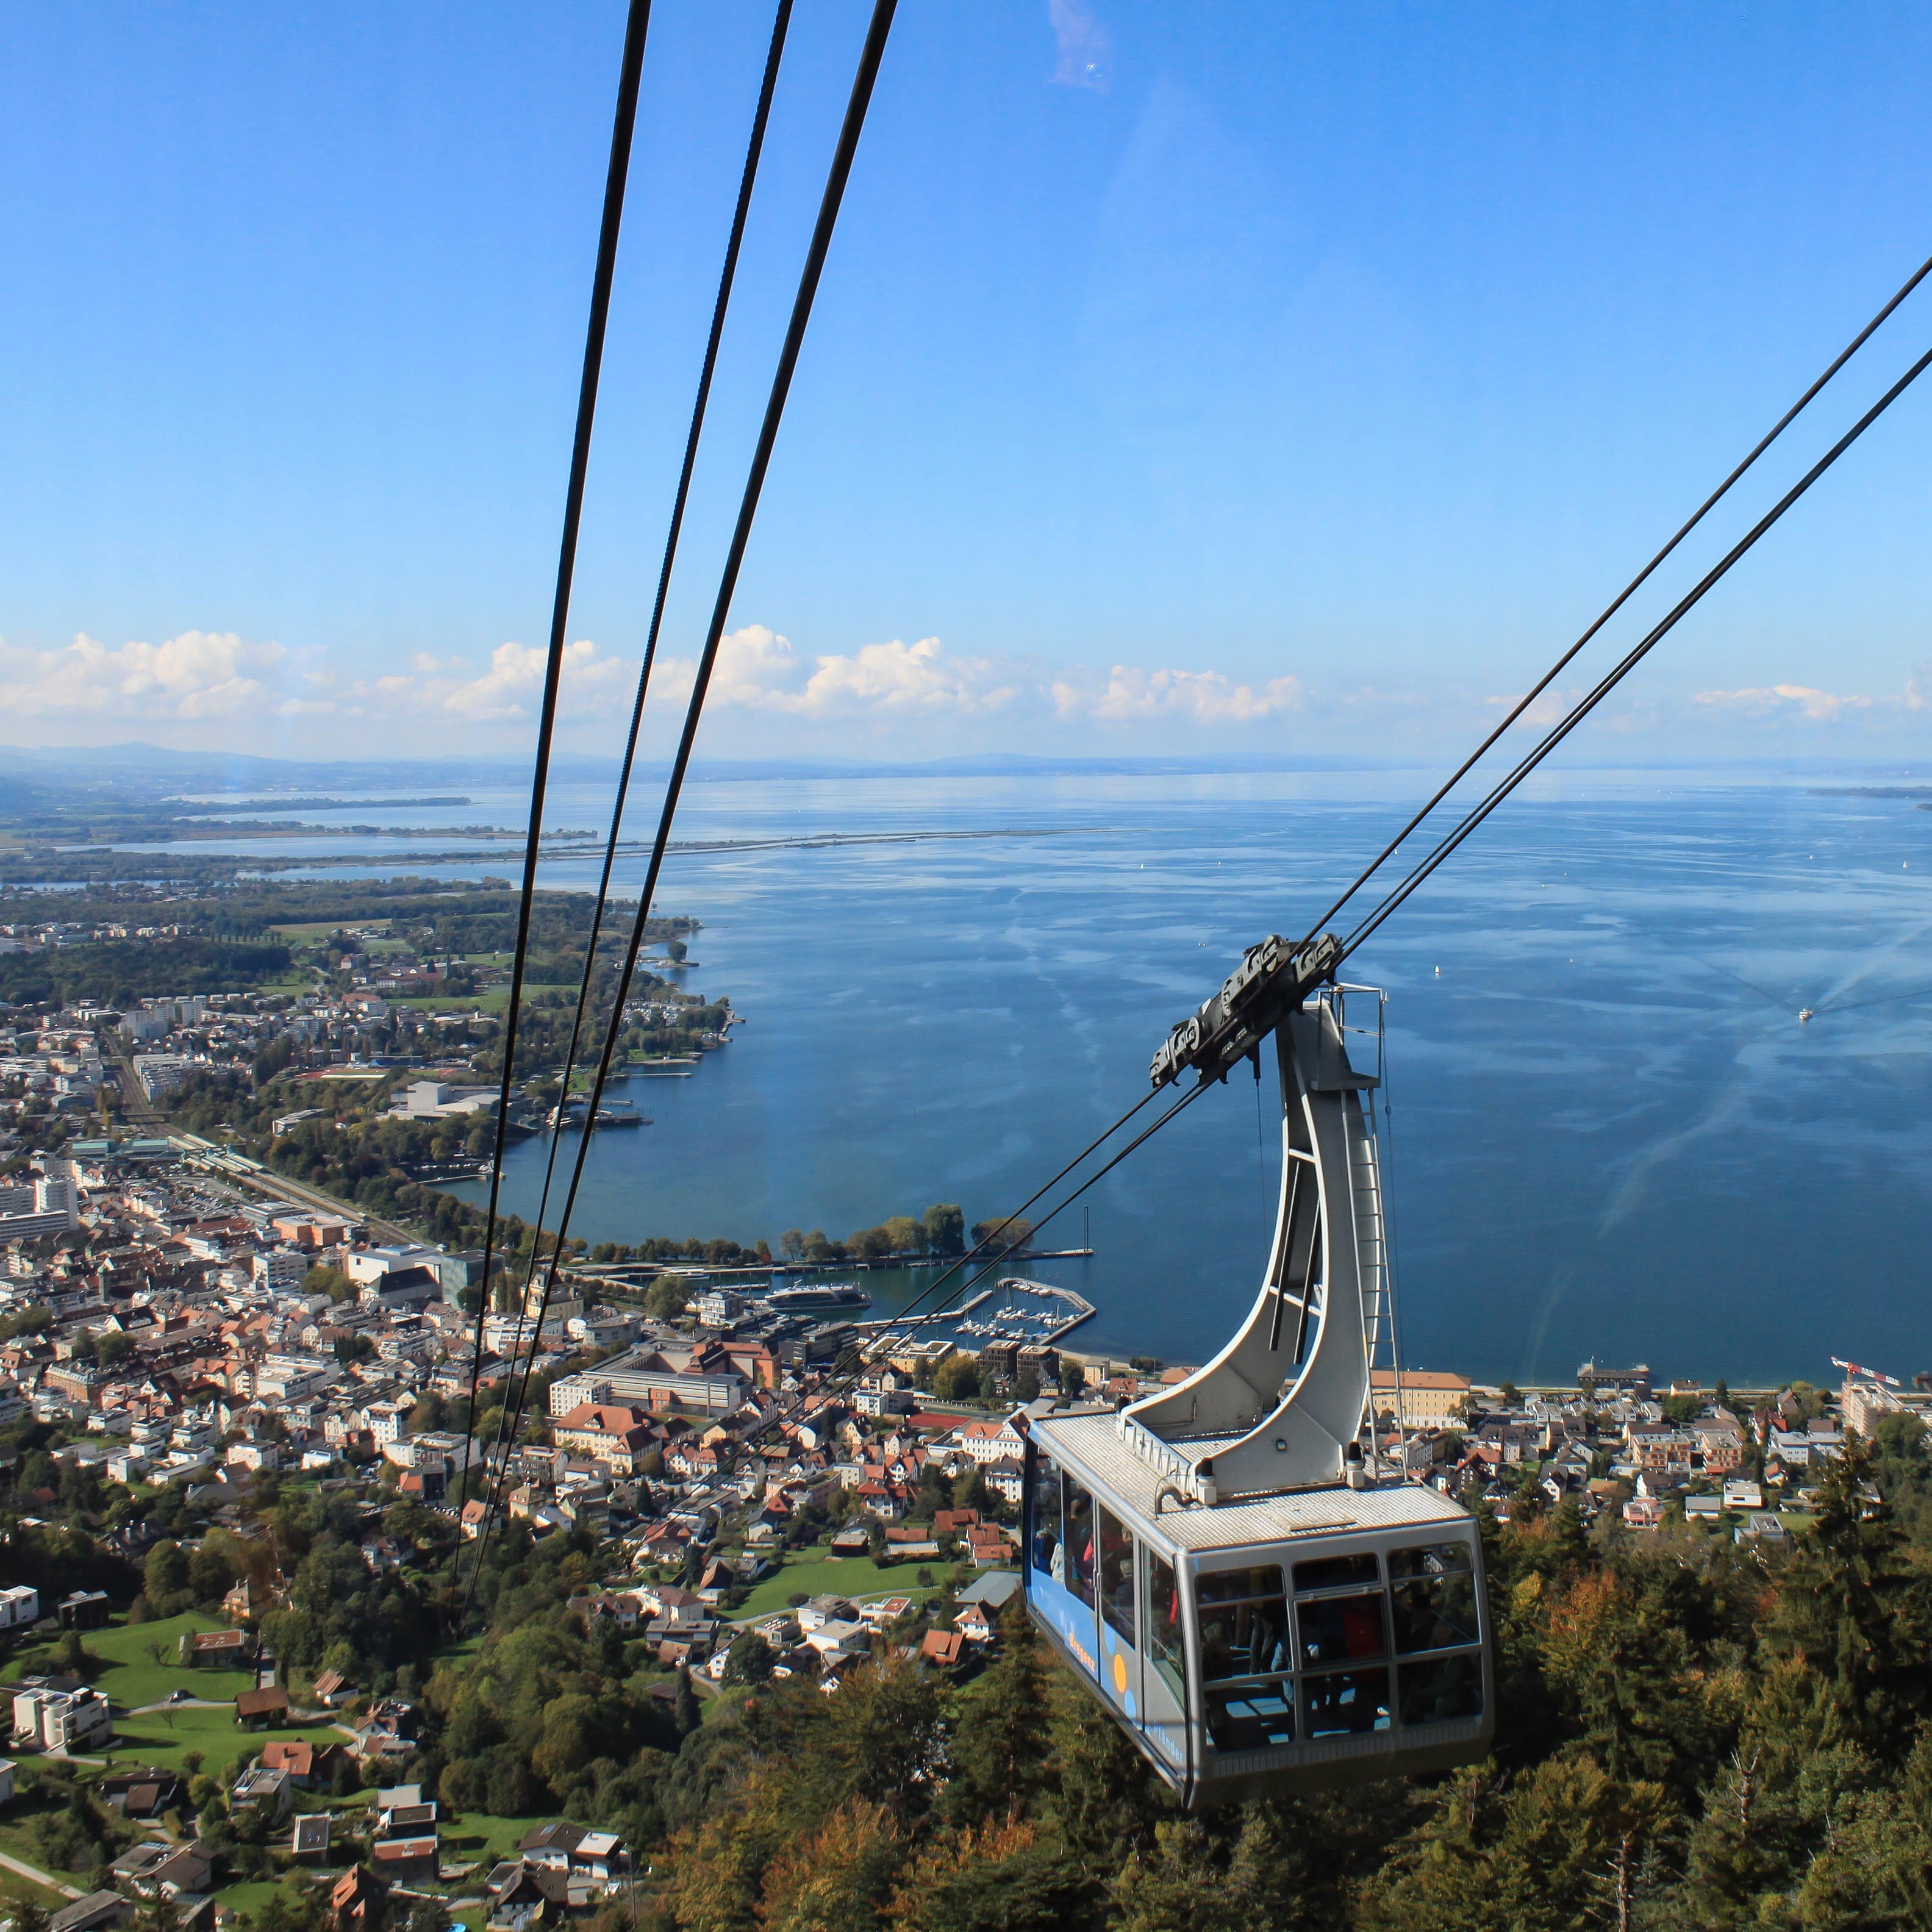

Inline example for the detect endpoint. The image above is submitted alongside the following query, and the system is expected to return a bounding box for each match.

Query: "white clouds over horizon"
[0,630,287,721]
[1050,664,1304,724]
[4,624,1930,757]
[662,626,1020,719]
[1692,671,1929,723]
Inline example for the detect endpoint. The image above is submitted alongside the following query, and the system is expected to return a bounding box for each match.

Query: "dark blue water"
[157,769,1932,1385]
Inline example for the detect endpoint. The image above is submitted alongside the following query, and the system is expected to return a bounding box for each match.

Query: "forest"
[0,936,294,1007]
[2,1392,1930,1928]
[635,1426,1932,1932]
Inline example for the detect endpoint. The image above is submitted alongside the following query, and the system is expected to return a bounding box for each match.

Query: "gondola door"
[1137,1538,1192,1783]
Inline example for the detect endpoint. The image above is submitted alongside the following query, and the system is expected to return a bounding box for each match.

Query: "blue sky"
[4,1,1932,760]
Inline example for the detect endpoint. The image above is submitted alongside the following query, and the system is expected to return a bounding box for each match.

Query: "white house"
[956,1418,1025,1466]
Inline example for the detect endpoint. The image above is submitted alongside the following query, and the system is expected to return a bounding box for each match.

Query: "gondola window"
[1098,1506,1136,1642]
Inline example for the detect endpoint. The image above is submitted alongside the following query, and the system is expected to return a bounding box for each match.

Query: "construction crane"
[1831,1356,1902,1388]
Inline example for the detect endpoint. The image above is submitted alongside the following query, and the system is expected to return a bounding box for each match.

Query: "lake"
[165,765,1932,1386]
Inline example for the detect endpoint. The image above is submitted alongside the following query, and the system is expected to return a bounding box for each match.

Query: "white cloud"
[1693,681,1875,721]
[1049,665,1303,724]
[660,626,1016,718]
[1483,687,1584,728]
[295,638,635,724]
[0,631,285,720]
[434,639,631,720]
[0,621,1347,750]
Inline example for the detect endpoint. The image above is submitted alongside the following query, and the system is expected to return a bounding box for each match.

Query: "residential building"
[1368,1367,1471,1427]
[57,1590,110,1630]
[1842,1378,1909,1439]
[235,1686,290,1729]
[252,1250,308,1295]
[232,1765,293,1822]
[14,1685,113,1751]
[48,1892,129,1932]
[551,1403,654,1471]
[956,1417,1025,1465]
[292,1814,333,1864]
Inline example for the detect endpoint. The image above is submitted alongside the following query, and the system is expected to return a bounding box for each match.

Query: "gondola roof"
[1029,1409,1471,1552]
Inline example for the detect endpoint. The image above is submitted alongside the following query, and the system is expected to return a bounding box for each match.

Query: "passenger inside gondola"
[1389,1543,1478,1652]
[1065,1484,1098,1606]
[1098,1508,1136,1641]
[1197,1565,1291,1685]
[1305,1665,1392,1736]
[1297,1590,1387,1665]
[1148,1551,1186,1700]
[1029,1456,1064,1583]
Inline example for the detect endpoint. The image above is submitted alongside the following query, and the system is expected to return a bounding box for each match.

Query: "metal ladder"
[1350,1118,1400,1475]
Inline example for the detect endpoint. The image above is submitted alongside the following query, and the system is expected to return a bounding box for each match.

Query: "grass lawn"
[102,1706,349,1778]
[217,1877,317,1918]
[438,1812,553,1872]
[0,1870,69,1908]
[731,1553,954,1623]
[270,920,393,942]
[700,1687,745,1726]
[0,1815,76,1885]
[399,982,568,1014]
[433,1634,484,1672]
[15,1612,257,1711]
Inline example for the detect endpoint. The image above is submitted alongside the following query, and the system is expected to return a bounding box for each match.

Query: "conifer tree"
[944,1598,1052,1827]
[1766,1437,1932,1758]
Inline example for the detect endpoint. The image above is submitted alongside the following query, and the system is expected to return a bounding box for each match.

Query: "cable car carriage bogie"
[1020,982,1494,1806]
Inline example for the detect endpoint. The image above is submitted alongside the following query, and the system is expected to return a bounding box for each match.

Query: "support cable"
[717,336,1932,1477]
[461,0,654,1449]
[468,0,899,1587]
[1342,341,1932,960]
[1299,249,1932,951]
[496,0,796,1406]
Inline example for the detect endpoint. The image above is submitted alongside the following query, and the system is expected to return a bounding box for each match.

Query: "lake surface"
[161,766,1932,1386]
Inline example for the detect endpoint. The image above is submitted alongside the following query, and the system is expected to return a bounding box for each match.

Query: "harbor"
[854,1273,1095,1354]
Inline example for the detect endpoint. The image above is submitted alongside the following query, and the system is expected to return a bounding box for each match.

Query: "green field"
[397,983,569,1014]
[439,1811,552,1872]
[217,1877,321,1918]
[0,1870,70,1908]
[15,1612,257,1710]
[730,1551,954,1623]
[0,1816,81,1895]
[101,1706,351,1777]
[270,920,386,942]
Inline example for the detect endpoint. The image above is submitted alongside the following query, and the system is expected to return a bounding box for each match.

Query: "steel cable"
[1342,341,1932,960]
[467,0,900,1594]
[461,0,654,1448]
[1298,248,1932,952]
[492,0,796,1440]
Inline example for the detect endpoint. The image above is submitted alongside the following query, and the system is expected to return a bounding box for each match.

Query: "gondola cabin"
[1018,983,1494,1804]
[1020,1408,1492,1806]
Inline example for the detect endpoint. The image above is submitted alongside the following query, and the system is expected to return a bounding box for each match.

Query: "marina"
[856,1274,1095,1354]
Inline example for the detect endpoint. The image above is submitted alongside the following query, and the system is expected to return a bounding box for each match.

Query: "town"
[0,989,1920,1932]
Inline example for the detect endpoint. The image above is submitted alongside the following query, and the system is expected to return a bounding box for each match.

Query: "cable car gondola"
[1020,977,1492,1806]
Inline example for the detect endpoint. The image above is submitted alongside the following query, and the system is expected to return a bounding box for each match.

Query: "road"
[107,1034,436,1254]
[182,1146,424,1250]
[107,1048,165,1131]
